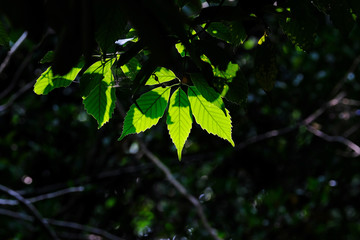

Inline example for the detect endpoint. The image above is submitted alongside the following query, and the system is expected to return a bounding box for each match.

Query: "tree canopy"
[1,0,360,239]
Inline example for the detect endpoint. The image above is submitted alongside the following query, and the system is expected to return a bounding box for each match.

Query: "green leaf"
[40,51,55,64]
[191,73,226,114]
[175,42,186,57]
[254,38,278,92]
[224,71,248,106]
[280,1,318,51]
[213,62,239,80]
[80,59,114,98]
[146,68,177,85]
[82,59,116,128]
[188,86,234,146]
[119,87,171,141]
[206,21,246,46]
[83,82,116,128]
[167,88,193,160]
[121,57,142,80]
[34,64,82,95]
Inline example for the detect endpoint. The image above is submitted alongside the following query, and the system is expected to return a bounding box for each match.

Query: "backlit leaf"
[119,87,171,140]
[146,68,177,85]
[191,73,226,114]
[82,59,116,128]
[188,86,234,146]
[167,88,193,160]
[34,64,82,95]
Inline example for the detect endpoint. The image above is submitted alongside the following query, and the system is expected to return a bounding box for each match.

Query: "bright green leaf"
[167,88,193,160]
[213,62,239,80]
[119,87,171,140]
[82,59,116,128]
[191,73,226,114]
[146,68,177,85]
[80,59,114,98]
[175,43,186,57]
[34,64,82,95]
[188,86,234,146]
[121,57,142,80]
[83,82,116,128]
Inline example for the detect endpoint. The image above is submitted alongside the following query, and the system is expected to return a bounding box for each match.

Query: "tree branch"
[0,80,35,112]
[0,184,59,240]
[235,92,349,152]
[0,31,28,75]
[0,186,85,206]
[305,125,360,157]
[0,208,125,240]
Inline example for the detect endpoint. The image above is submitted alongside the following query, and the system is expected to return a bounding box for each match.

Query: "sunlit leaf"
[167,88,193,160]
[188,86,234,146]
[213,62,239,80]
[175,42,186,57]
[146,68,177,85]
[119,87,171,140]
[34,64,82,95]
[191,73,226,114]
[121,57,142,80]
[82,59,116,128]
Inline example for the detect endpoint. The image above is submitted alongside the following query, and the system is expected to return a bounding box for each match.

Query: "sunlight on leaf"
[188,86,234,146]
[191,73,226,114]
[167,88,193,160]
[34,64,82,95]
[119,87,171,140]
[82,59,116,128]
[146,68,177,85]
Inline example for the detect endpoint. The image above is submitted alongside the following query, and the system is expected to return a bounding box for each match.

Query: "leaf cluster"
[1,0,358,159]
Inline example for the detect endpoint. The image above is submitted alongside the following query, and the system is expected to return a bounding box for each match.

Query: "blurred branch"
[0,80,35,112]
[302,92,346,125]
[116,100,222,240]
[236,92,353,154]
[331,55,360,96]
[305,125,360,157]
[0,186,85,206]
[0,31,28,75]
[0,184,59,240]
[236,126,296,151]
[47,219,126,240]
[0,208,125,240]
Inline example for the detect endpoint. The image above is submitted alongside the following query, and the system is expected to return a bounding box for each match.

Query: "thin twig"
[235,92,348,152]
[305,125,360,157]
[0,208,125,240]
[0,31,28,75]
[0,186,85,206]
[0,184,59,240]
[0,80,35,112]
[48,219,126,240]
[331,55,360,96]
[116,100,222,240]
[138,141,221,240]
